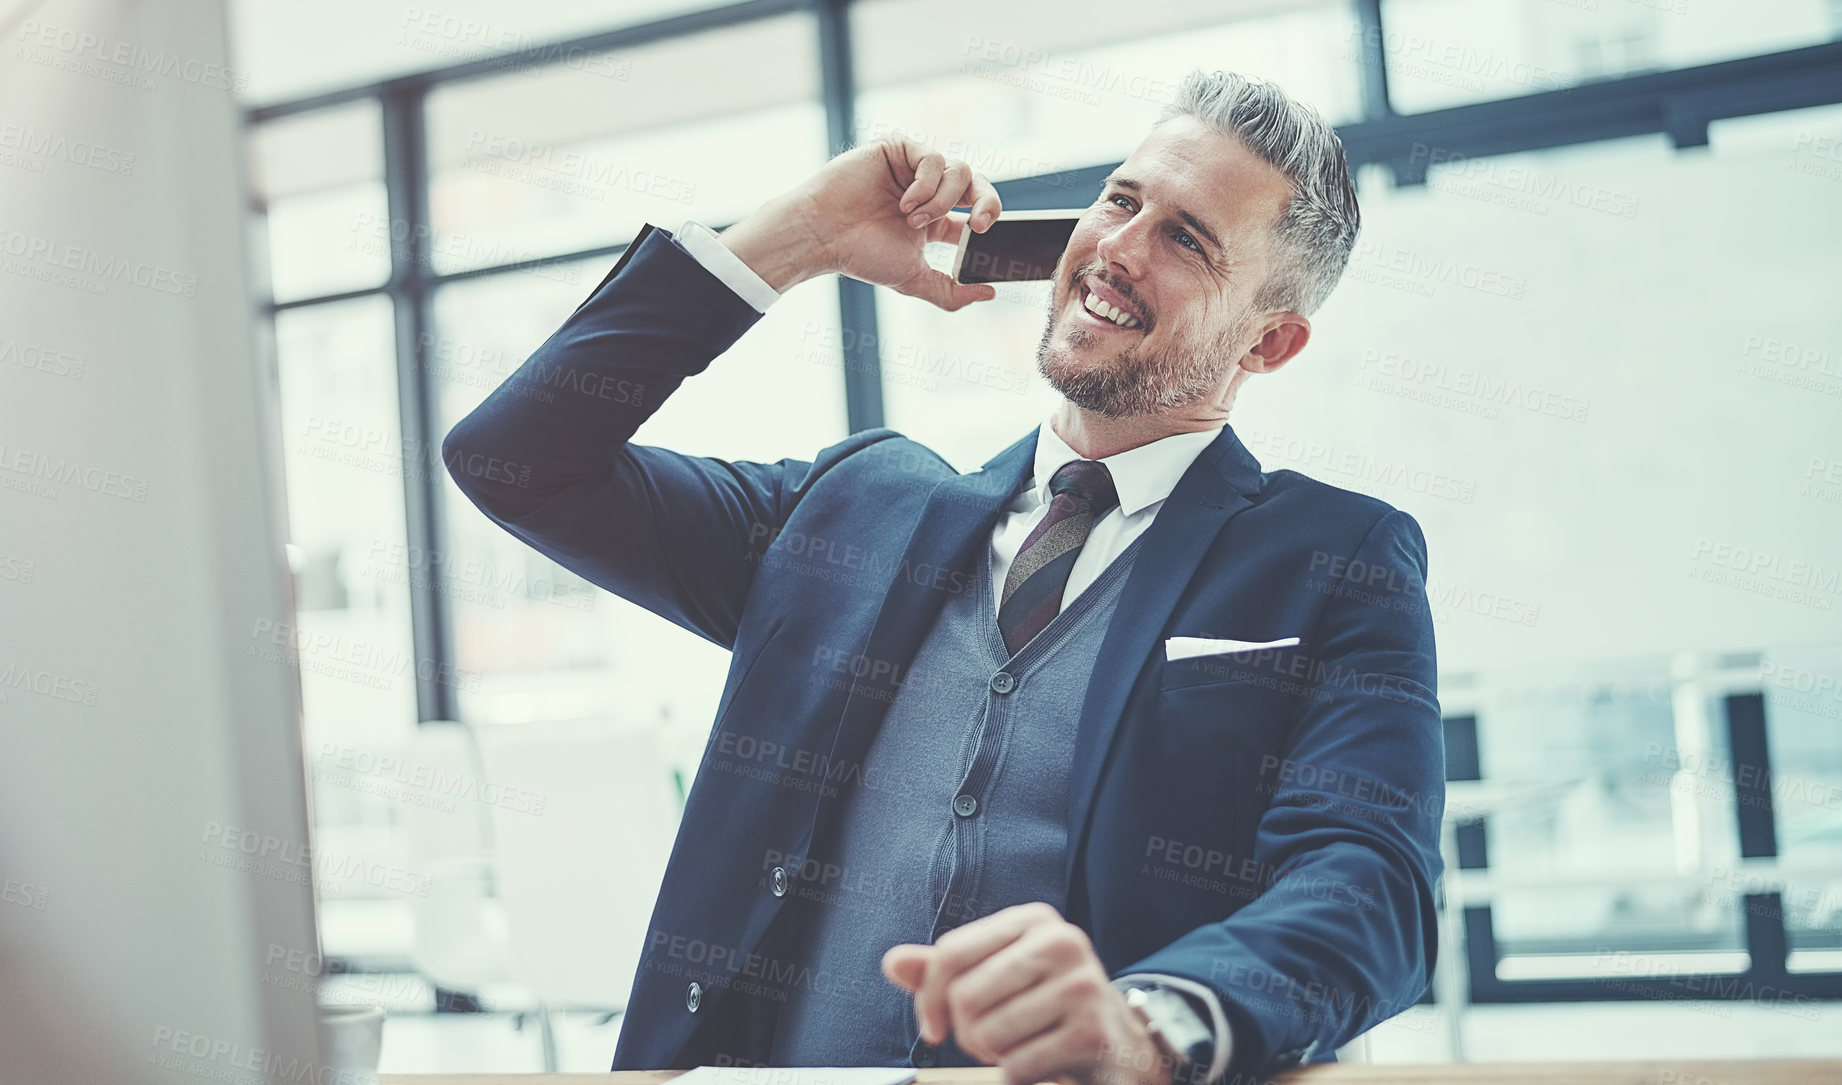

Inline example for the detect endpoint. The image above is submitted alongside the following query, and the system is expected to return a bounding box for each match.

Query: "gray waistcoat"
[767,531,1144,1068]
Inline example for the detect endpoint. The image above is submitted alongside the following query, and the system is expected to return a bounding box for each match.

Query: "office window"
[271,297,419,830]
[246,101,389,303]
[1380,0,1841,114]
[1477,676,1748,975]
[423,14,825,273]
[431,255,848,778]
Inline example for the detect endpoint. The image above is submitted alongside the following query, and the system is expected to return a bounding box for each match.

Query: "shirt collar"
[1026,411,1224,518]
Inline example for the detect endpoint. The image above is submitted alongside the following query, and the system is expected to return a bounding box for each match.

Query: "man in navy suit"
[445,69,1443,1085]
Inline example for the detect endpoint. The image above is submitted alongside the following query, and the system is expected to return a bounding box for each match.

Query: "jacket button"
[989,671,1015,693]
[952,794,978,817]
[685,982,702,1013]
[770,865,789,897]
[912,1044,937,1068]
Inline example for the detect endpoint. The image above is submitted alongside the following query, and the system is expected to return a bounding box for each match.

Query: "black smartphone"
[951,209,1082,285]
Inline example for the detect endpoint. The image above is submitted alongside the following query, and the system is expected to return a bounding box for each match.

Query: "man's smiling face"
[1035,114,1301,420]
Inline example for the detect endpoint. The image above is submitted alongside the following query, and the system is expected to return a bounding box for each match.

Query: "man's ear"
[1240,311,1311,376]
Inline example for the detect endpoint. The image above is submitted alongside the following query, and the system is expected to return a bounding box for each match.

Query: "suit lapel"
[1062,424,1264,887]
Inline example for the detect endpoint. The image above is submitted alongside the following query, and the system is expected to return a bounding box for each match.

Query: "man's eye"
[1103,195,1200,252]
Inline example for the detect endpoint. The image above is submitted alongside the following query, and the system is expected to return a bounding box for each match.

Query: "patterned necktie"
[998,459,1120,658]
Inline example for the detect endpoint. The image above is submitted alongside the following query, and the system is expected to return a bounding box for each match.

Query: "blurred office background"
[217,0,1842,1072]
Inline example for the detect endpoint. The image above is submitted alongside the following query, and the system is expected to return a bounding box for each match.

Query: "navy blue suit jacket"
[443,223,1446,1081]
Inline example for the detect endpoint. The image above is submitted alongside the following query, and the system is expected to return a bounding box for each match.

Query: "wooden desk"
[380,1061,1839,1085]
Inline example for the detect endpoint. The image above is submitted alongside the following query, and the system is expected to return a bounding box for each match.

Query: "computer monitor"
[0,3,328,1083]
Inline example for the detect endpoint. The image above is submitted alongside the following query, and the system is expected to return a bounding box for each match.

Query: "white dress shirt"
[673,219,1236,1082]
[989,414,1220,613]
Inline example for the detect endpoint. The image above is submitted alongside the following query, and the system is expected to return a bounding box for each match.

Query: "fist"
[882,902,1180,1085]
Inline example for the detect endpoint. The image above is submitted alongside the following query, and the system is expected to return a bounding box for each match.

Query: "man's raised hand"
[718,134,1003,312]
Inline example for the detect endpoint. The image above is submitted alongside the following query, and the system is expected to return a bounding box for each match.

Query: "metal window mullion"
[816,0,884,435]
[1354,0,1394,122]
[381,85,459,724]
[1726,691,1789,978]
[1343,40,1842,185]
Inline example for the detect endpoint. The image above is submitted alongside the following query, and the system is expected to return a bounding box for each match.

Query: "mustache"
[1069,264,1151,328]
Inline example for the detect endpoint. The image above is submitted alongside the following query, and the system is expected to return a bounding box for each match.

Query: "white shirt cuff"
[675,218,780,313]
[1113,972,1233,1085]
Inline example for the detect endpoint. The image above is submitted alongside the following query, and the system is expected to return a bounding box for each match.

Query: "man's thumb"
[881,943,931,991]
[907,268,996,312]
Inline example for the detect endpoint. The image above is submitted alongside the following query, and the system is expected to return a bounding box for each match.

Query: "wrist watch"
[1121,982,1215,1075]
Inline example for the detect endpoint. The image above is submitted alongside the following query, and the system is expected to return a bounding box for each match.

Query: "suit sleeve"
[1112,508,1444,1079]
[440,222,809,651]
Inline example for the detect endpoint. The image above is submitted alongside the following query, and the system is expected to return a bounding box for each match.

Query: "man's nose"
[1094,218,1150,278]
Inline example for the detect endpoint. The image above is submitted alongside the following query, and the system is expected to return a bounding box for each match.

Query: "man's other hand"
[882,901,1179,1085]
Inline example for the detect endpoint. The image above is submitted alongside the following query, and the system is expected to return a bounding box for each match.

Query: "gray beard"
[1034,292,1249,419]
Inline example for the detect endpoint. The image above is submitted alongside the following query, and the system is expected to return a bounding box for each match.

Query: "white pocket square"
[1164,635,1301,661]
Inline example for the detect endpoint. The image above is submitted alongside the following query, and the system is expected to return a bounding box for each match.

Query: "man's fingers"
[899,148,945,219]
[956,976,1066,1068]
[994,1022,1093,1085]
[915,902,1059,1043]
[891,137,995,228]
[936,932,1061,1059]
[877,137,1004,306]
[966,172,1003,232]
[882,943,931,992]
[924,210,972,246]
[910,160,972,225]
[905,267,995,312]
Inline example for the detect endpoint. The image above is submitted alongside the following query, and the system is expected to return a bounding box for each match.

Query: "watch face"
[1128,985,1214,1065]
